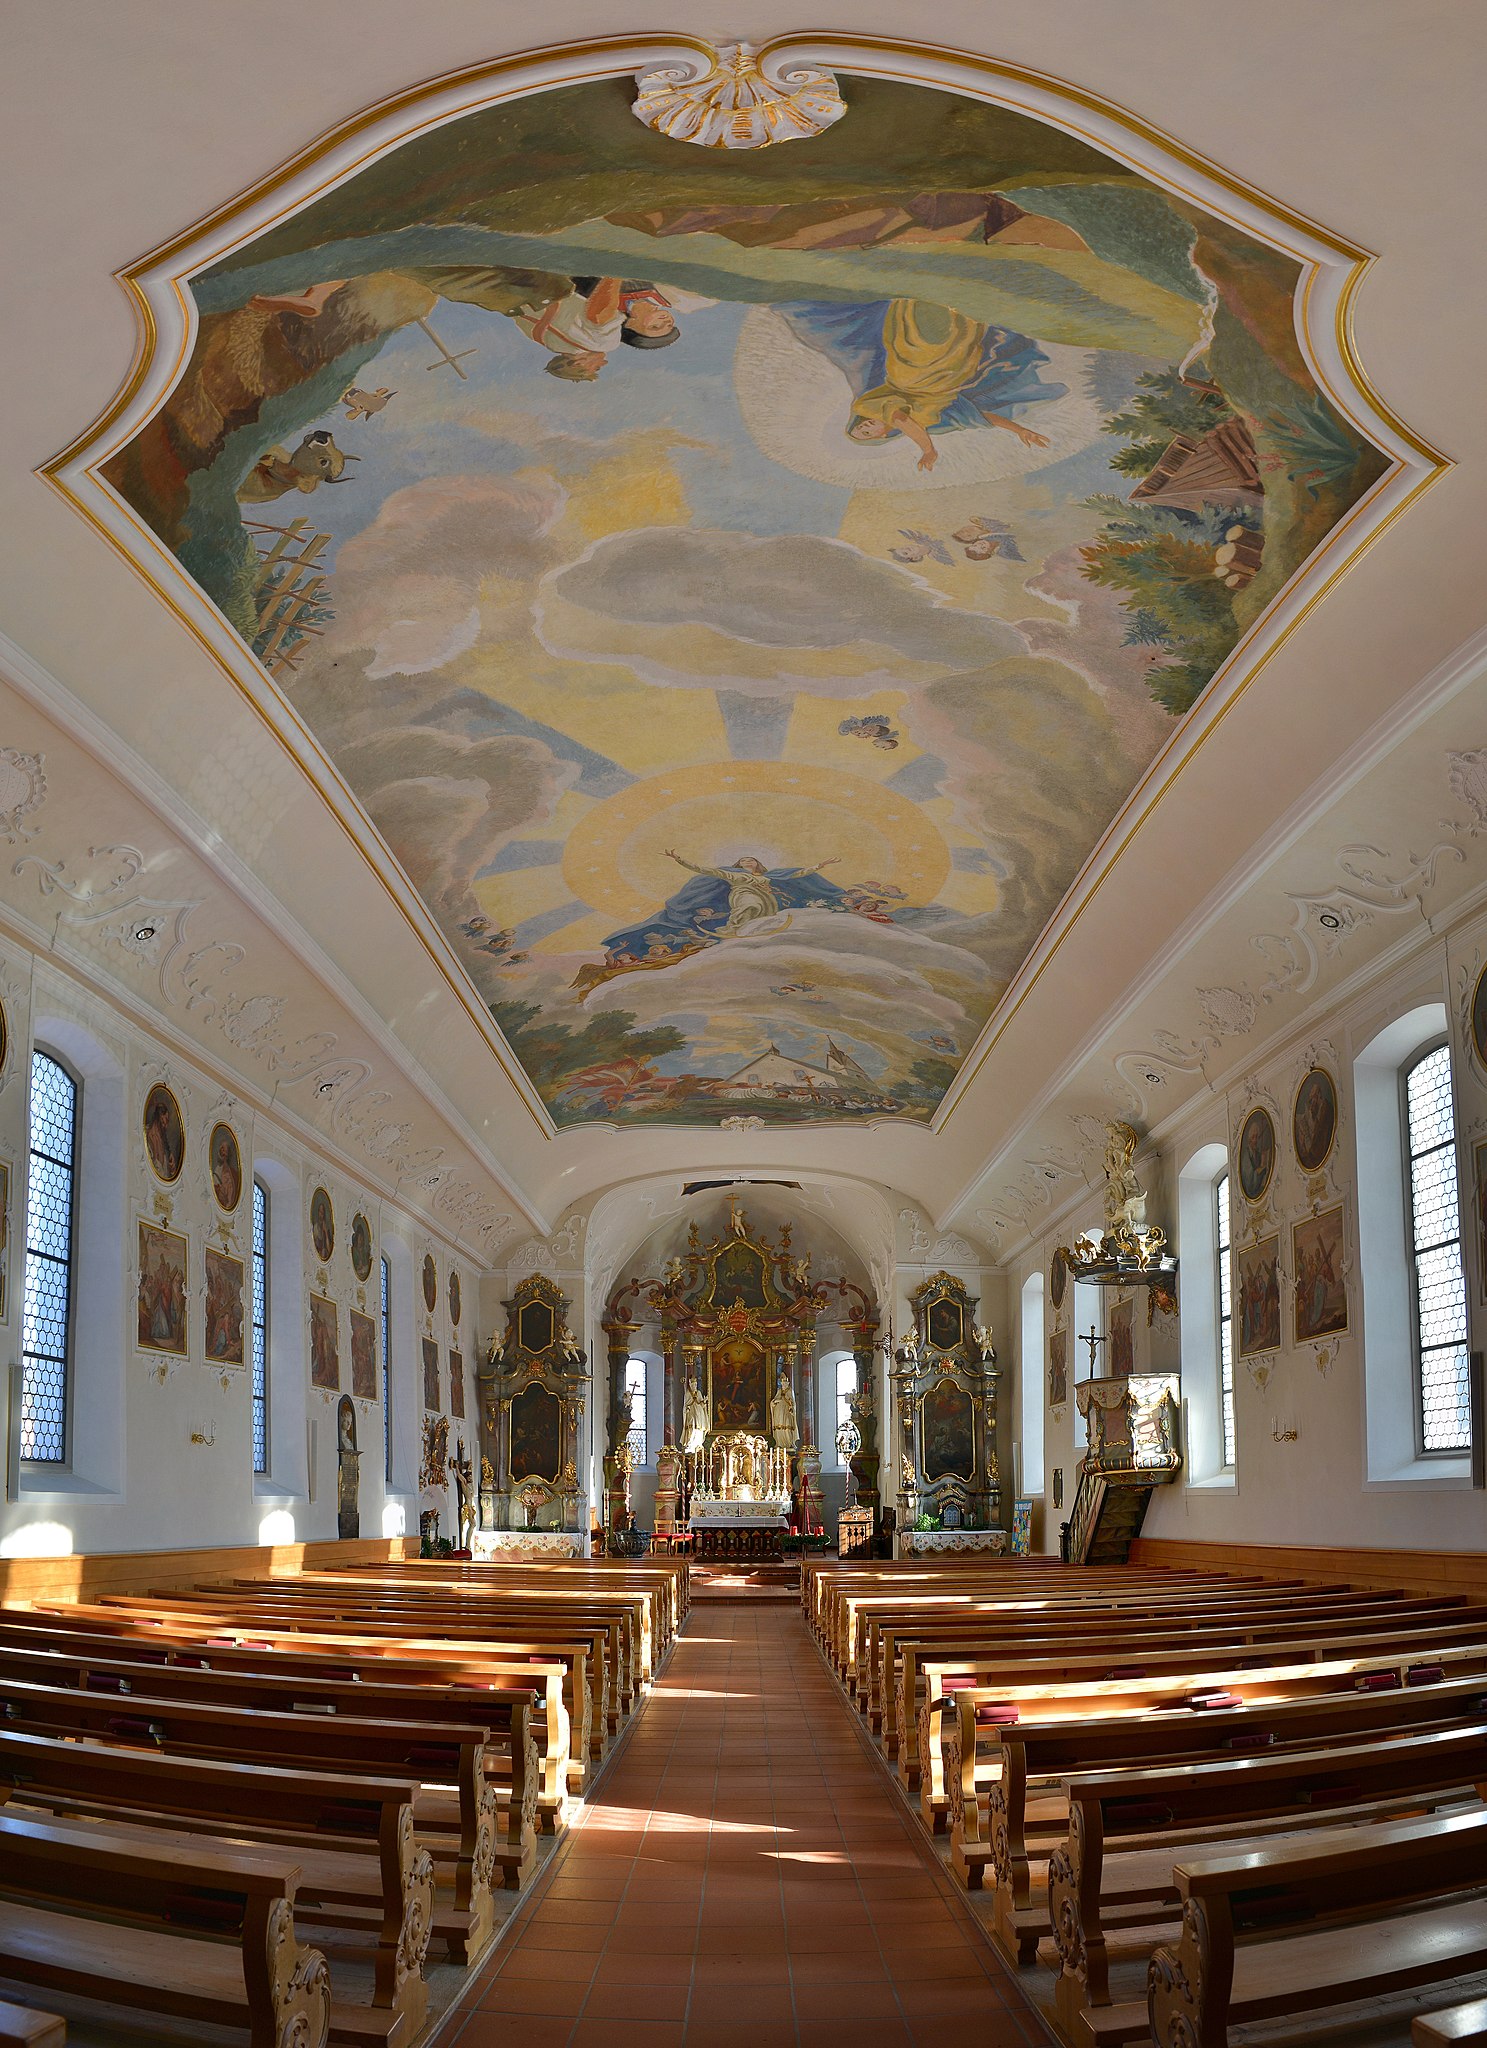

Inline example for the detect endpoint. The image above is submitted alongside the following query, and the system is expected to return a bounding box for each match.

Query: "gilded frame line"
[39,32,1449,1144]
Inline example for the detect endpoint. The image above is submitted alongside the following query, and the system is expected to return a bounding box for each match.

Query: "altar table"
[897,1528,1008,1558]
[688,1502,788,1562]
[473,1529,586,1560]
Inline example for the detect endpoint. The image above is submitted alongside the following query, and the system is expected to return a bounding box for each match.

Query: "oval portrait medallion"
[143,1082,185,1185]
[209,1120,243,1213]
[349,1210,373,1284]
[449,1270,462,1327]
[309,1185,335,1264]
[422,1252,438,1313]
[1236,1106,1276,1204]
[1473,962,1487,1072]
[1292,1066,1338,1173]
[1049,1247,1068,1313]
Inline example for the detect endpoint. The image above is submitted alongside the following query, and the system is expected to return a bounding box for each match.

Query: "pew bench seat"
[0,2003,63,2047]
[0,1810,333,2048]
[1087,1808,1487,2048]
[1416,2000,1487,2045]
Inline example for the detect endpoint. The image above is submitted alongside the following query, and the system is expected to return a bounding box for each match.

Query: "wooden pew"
[0,2003,63,2047]
[944,1665,1487,1926]
[910,1627,1487,1822]
[0,1672,531,1949]
[0,1809,330,2048]
[0,1727,426,2044]
[0,1612,583,1817]
[1049,1721,1487,2038]
[1416,2002,1487,2045]
[1138,1808,1487,2048]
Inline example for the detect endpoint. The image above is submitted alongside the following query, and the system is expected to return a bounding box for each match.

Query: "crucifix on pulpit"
[1079,1325,1106,1376]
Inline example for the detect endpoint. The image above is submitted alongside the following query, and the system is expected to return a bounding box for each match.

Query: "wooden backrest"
[0,2001,64,2047]
[1175,1806,1487,1925]
[0,1805,300,1918]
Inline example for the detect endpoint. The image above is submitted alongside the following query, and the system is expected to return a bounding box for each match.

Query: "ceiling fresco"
[100,70,1392,1131]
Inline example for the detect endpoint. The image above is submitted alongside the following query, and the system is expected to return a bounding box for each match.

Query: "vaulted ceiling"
[3,7,1483,1250]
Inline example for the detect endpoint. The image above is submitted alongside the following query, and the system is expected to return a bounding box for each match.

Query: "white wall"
[1003,904,1487,1559]
[1,939,475,1557]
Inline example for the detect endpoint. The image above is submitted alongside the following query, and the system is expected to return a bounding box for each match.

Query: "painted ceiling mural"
[102,69,1390,1130]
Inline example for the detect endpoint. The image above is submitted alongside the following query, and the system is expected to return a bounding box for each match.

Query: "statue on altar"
[769,1367,799,1452]
[681,1374,709,1455]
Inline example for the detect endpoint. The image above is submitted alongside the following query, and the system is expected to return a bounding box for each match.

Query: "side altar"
[476,1275,590,1534]
[604,1203,854,1559]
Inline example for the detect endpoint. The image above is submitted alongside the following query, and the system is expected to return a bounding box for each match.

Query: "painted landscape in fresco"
[106,76,1388,1127]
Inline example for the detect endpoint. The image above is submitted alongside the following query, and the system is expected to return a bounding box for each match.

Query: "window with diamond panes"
[251,1179,269,1475]
[1405,1043,1470,1452]
[21,1050,78,1462]
[1216,1172,1236,1467]
[624,1357,648,1468]
[381,1253,392,1482]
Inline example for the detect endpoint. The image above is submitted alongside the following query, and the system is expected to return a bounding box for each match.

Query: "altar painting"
[103,75,1390,1129]
[710,1338,769,1433]
[922,1380,975,1481]
[510,1382,563,1483]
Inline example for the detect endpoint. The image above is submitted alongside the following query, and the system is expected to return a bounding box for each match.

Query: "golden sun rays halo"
[560,761,953,925]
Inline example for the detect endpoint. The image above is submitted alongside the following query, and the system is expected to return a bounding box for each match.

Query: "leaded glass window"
[381,1252,392,1483]
[624,1356,648,1468]
[21,1050,77,1462]
[1405,1044,1469,1452]
[835,1357,858,1461]
[251,1179,269,1474]
[1216,1172,1235,1467]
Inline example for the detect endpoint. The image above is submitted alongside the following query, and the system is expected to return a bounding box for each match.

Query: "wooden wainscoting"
[1128,1536,1487,1602]
[0,1535,414,1608]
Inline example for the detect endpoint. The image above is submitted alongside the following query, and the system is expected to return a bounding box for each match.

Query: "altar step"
[690,1561,805,1602]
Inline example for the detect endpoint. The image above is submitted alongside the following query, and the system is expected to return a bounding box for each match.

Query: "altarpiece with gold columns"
[891,1271,1001,1539]
[476,1275,590,1535]
[603,1204,878,1556]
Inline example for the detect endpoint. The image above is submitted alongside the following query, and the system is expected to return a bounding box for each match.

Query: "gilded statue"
[769,1366,799,1451]
[1102,1120,1148,1236]
[681,1374,709,1455]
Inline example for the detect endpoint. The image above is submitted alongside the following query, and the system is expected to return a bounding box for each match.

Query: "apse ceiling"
[57,40,1419,1138]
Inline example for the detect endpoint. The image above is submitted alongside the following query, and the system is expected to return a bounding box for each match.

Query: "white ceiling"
[2,2,1484,1256]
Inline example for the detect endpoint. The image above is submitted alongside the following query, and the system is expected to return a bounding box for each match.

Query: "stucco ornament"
[633,42,846,150]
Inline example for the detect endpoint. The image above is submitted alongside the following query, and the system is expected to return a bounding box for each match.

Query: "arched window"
[381,1252,393,1482]
[624,1356,649,1467]
[1403,1043,1469,1452]
[21,1049,78,1463]
[251,1178,269,1475]
[833,1356,858,1460]
[1215,1172,1235,1467]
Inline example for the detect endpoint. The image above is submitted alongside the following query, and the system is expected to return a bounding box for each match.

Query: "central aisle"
[438,1595,1052,2048]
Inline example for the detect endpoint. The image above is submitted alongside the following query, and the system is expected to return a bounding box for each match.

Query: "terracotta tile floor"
[436,1600,1055,2047]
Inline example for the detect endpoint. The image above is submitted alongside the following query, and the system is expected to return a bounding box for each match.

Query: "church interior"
[2,4,1486,2043]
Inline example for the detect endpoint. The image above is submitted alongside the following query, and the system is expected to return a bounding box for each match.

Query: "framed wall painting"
[137,1220,188,1356]
[1237,1234,1282,1357]
[1475,1138,1487,1305]
[143,1083,185,1185]
[1049,1326,1069,1408]
[1473,962,1487,1072]
[309,1291,340,1390]
[449,1349,465,1419]
[1236,1106,1276,1204]
[1109,1298,1134,1377]
[349,1307,377,1400]
[422,1254,438,1314]
[449,1271,462,1328]
[204,1246,245,1367]
[349,1211,373,1284]
[1293,1205,1349,1344]
[1049,1248,1068,1314]
[422,1335,441,1411]
[1292,1067,1338,1173]
[209,1122,243,1213]
[309,1186,335,1264]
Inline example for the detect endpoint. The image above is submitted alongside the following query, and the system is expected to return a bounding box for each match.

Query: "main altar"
[604,1202,850,1559]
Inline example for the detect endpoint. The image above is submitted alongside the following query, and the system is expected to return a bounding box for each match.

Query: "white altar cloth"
[898,1528,1007,1557]
[689,1500,787,1529]
[474,1529,585,1559]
